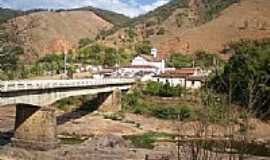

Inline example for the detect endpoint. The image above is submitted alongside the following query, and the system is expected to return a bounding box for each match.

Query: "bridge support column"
[98,89,122,112]
[12,104,58,150]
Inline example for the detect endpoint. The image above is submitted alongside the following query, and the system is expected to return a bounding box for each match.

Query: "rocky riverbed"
[0,105,270,160]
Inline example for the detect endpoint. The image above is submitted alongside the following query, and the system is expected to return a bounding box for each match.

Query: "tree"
[78,38,94,48]
[135,40,153,55]
[0,26,24,79]
[103,47,119,66]
[210,39,270,119]
[167,53,193,68]
[0,46,23,71]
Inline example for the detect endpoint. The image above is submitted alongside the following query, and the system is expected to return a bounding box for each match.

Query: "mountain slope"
[153,0,270,58]
[102,0,240,52]
[3,10,113,59]
[103,0,270,59]
[0,8,23,23]
[70,6,130,27]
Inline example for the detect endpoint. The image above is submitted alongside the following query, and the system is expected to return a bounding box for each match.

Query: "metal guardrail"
[0,78,135,92]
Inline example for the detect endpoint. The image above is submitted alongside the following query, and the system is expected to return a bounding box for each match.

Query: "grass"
[123,92,197,121]
[125,132,270,157]
[60,137,87,145]
[55,95,99,112]
[59,134,89,145]
[103,113,124,121]
[124,132,174,149]
[189,139,270,157]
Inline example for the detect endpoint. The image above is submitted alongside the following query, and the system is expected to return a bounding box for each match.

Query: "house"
[92,68,114,79]
[152,67,206,89]
[116,65,157,78]
[131,54,165,74]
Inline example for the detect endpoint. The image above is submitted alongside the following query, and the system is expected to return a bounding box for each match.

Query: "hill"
[3,10,113,60]
[102,0,239,51]
[103,0,270,59]
[0,8,23,23]
[152,0,270,58]
[70,6,130,27]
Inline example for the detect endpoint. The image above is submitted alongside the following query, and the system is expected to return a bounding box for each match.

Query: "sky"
[0,0,170,17]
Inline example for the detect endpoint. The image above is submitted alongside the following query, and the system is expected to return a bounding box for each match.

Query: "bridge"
[0,78,135,150]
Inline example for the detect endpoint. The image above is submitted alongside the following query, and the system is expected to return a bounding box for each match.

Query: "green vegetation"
[71,7,130,27]
[124,132,173,149]
[96,0,238,39]
[156,27,166,35]
[210,38,270,119]
[194,50,224,69]
[60,136,88,145]
[0,41,132,80]
[135,40,153,55]
[144,81,183,97]
[78,43,131,66]
[55,95,99,112]
[124,27,137,41]
[132,0,188,26]
[152,105,193,120]
[167,51,224,69]
[0,26,25,80]
[123,85,195,120]
[78,38,95,48]
[55,96,81,112]
[0,8,47,23]
[167,53,193,68]
[103,113,124,121]
[203,0,240,21]
[0,8,23,23]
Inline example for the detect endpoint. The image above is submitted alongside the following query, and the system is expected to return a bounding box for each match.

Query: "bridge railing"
[0,78,135,92]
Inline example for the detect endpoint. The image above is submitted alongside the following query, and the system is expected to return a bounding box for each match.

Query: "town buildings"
[152,67,206,89]
[88,49,209,90]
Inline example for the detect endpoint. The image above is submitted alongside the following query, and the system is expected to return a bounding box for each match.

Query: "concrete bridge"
[0,78,135,150]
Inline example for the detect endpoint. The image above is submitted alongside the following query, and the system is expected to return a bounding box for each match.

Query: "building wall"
[186,80,202,89]
[131,56,165,74]
[152,77,202,89]
[120,67,157,74]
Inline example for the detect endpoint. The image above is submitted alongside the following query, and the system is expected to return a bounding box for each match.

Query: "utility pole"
[64,49,68,76]
[177,113,181,160]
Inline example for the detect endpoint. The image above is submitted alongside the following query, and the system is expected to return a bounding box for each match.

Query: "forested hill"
[0,8,23,23]
[69,6,131,27]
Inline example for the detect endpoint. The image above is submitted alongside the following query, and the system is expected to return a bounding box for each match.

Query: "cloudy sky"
[0,0,170,17]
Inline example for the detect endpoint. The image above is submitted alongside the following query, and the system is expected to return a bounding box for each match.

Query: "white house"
[131,54,165,74]
[152,67,206,89]
[118,65,158,78]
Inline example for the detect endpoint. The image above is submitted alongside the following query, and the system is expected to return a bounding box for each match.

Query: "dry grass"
[4,11,112,59]
[153,0,270,58]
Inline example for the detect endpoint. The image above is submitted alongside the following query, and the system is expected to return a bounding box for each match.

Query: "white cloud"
[140,0,169,12]
[0,0,170,17]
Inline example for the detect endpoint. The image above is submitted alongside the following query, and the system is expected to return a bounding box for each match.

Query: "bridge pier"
[98,89,122,112]
[12,104,58,151]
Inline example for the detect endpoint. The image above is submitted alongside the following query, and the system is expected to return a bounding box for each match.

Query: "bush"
[78,38,94,48]
[151,105,193,120]
[125,132,173,149]
[209,38,270,119]
[103,113,124,121]
[144,81,183,97]
[122,89,142,111]
[135,40,153,55]
[156,27,165,35]
[167,53,193,68]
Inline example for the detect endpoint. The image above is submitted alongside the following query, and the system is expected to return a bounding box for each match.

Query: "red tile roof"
[159,68,197,78]
[122,65,159,69]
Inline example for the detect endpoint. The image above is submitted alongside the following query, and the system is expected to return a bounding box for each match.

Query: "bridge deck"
[0,78,135,92]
